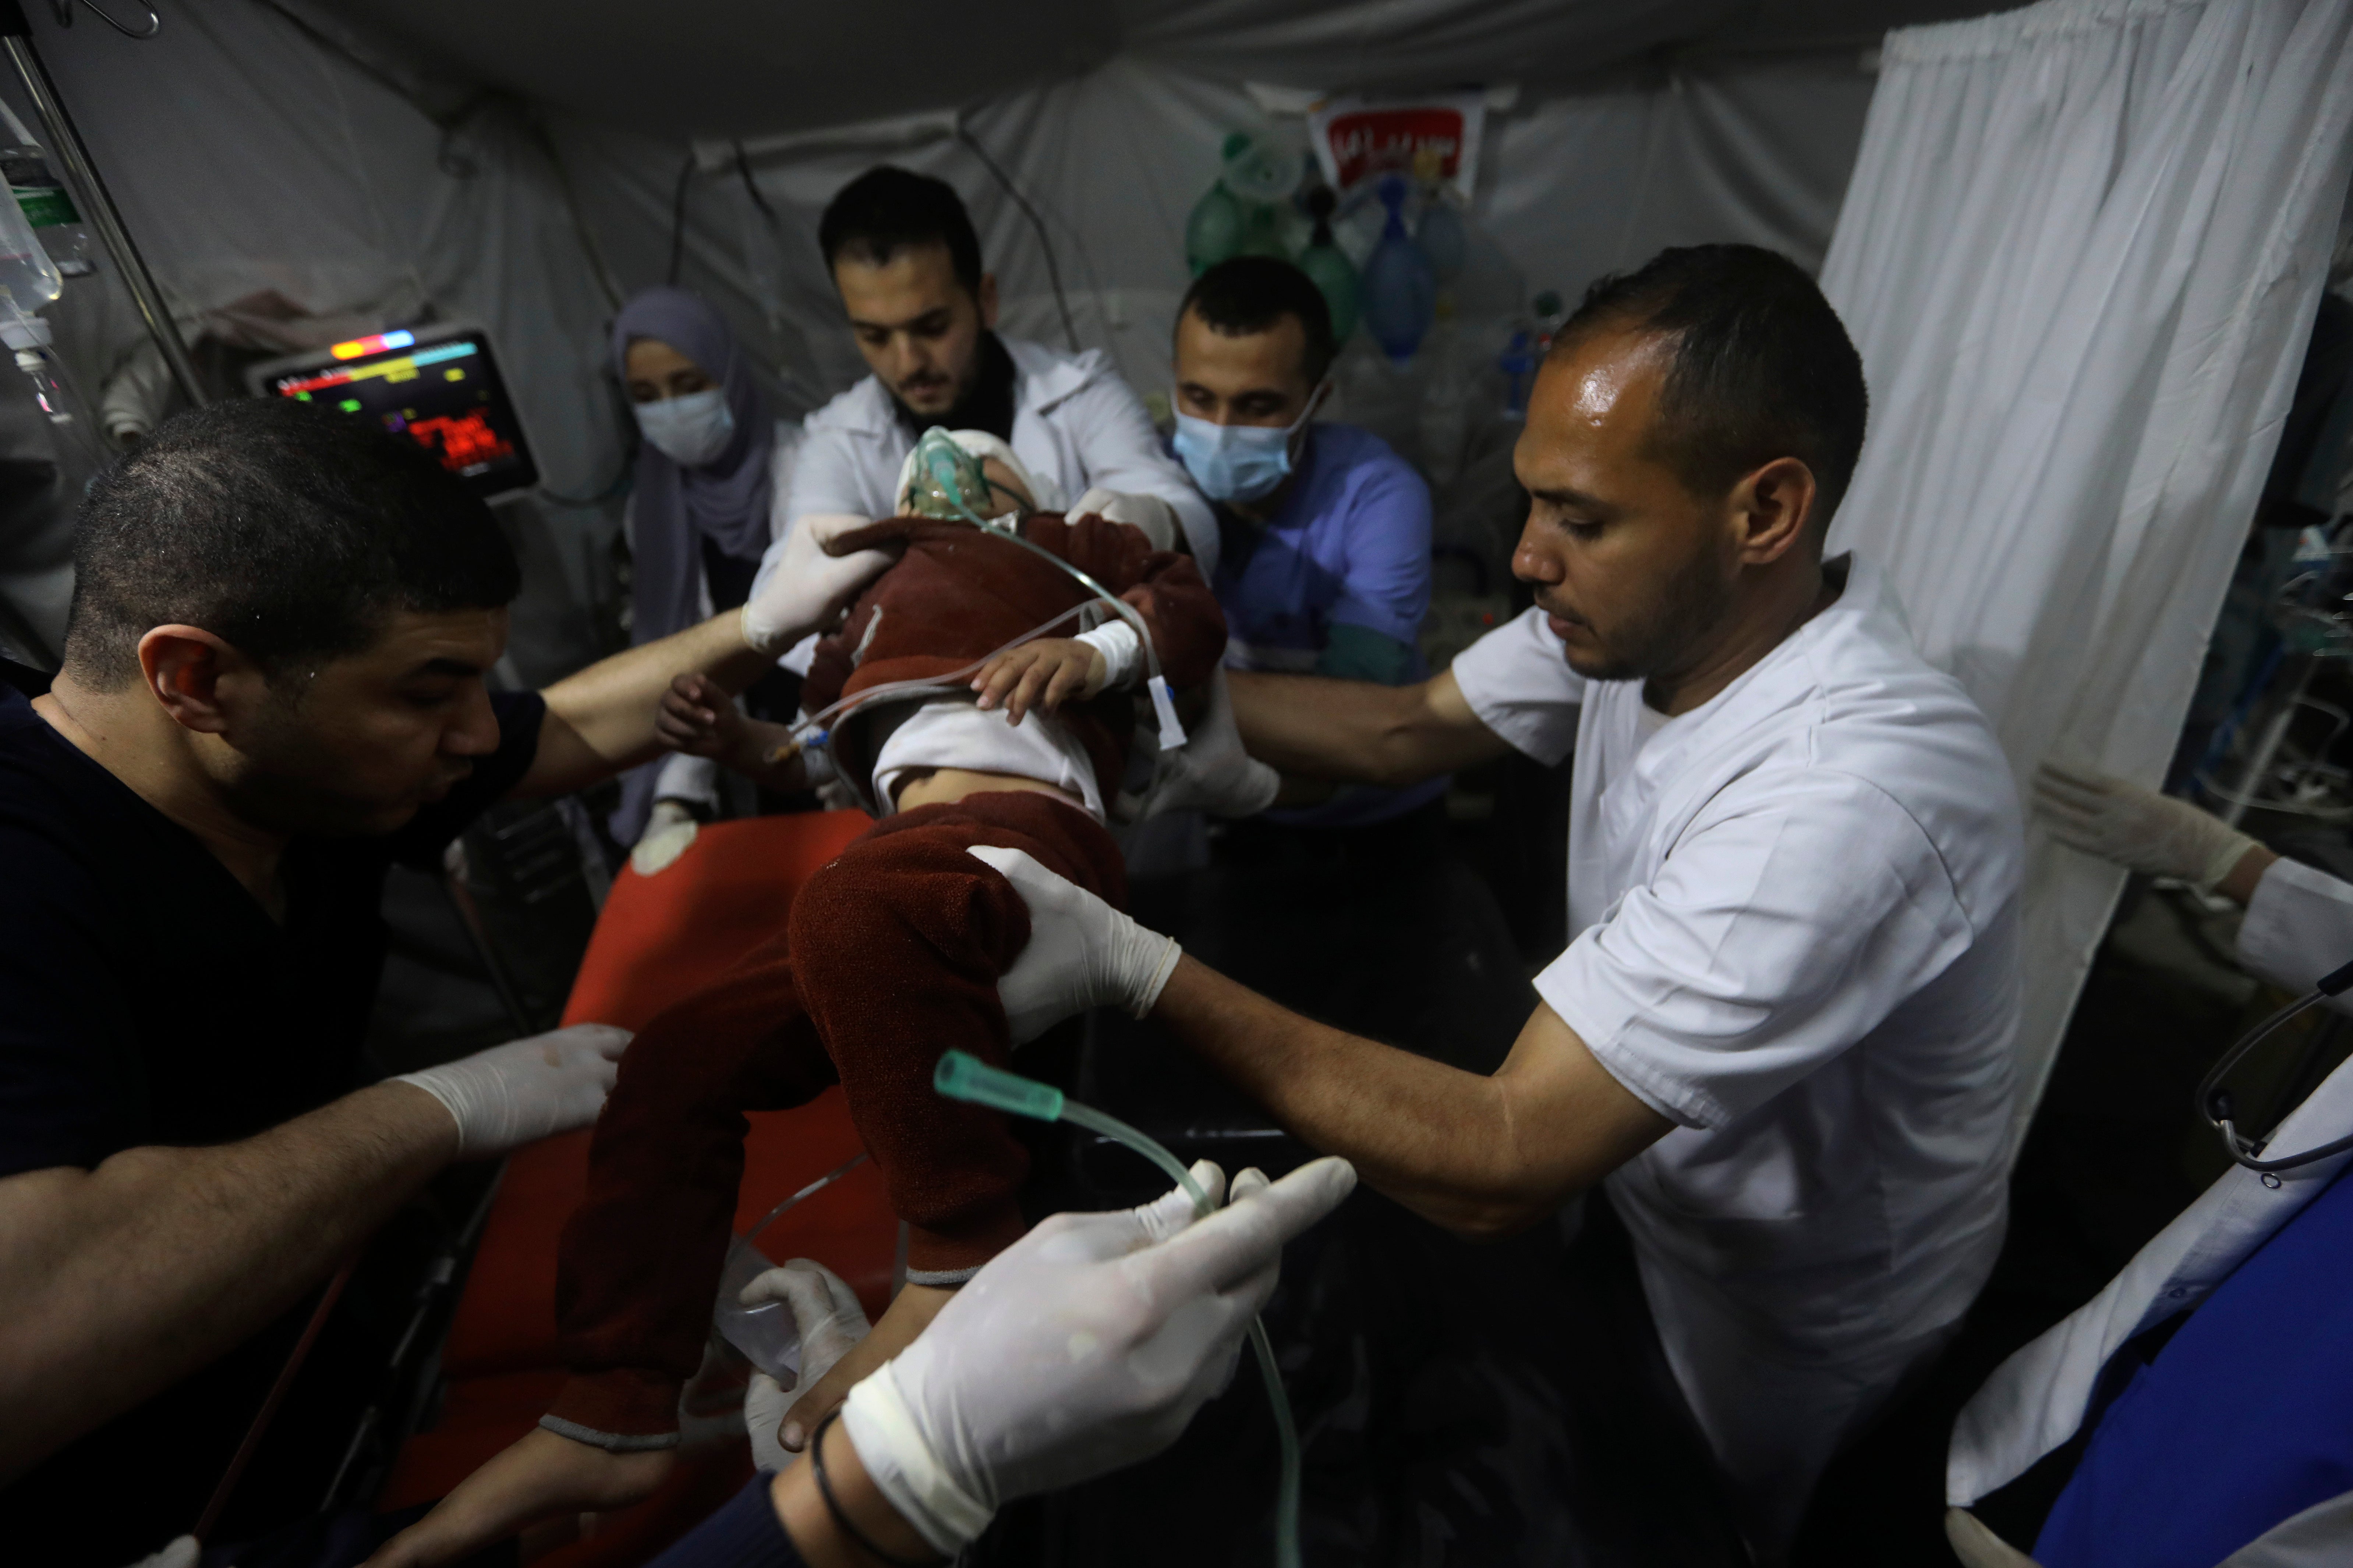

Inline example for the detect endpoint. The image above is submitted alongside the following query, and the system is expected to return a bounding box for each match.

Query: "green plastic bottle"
[1296,186,1360,344]
[1187,132,1296,277]
[1185,178,1244,278]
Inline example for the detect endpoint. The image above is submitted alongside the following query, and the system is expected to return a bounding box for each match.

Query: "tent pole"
[0,5,204,407]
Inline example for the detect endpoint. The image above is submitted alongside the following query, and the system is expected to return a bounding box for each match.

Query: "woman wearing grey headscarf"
[609,286,802,859]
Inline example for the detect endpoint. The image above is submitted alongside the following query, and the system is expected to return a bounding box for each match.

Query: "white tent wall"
[2,0,1886,679]
[1820,0,2353,1152]
[334,0,1928,142]
[12,0,635,681]
[560,51,1877,410]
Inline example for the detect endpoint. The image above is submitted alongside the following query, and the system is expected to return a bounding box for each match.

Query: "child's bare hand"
[656,673,744,759]
[971,638,1107,727]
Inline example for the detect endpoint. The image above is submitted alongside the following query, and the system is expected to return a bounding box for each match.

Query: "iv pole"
[0,0,204,407]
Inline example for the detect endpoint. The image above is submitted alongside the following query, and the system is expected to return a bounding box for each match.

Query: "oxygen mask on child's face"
[836,423,1187,765]
[899,426,1038,526]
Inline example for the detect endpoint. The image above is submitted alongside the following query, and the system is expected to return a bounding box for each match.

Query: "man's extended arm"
[516,613,775,798]
[0,1081,457,1476]
[1148,958,1670,1238]
[980,847,1666,1239]
[1228,666,1512,789]
[0,1012,627,1479]
[517,521,900,799]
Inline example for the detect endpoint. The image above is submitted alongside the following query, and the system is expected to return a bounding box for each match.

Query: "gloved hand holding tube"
[838,1155,1357,1556]
[364,1157,1351,1568]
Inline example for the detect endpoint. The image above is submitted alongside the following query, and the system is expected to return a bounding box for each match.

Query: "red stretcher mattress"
[378,811,893,1567]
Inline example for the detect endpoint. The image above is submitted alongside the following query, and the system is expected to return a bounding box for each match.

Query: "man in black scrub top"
[0,400,888,1566]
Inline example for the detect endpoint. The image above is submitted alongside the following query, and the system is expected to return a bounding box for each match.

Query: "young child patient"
[540,431,1228,1464]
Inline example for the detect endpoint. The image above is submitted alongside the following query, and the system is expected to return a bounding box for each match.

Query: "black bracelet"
[810,1408,936,1568]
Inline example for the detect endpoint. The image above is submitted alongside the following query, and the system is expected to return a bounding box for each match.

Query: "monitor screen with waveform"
[249,324,541,502]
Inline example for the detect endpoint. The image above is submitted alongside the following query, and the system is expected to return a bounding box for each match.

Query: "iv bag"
[1361,175,1435,364]
[1298,185,1360,343]
[0,167,60,321]
[1186,132,1294,277]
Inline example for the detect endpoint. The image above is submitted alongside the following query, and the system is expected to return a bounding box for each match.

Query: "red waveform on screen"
[407,409,513,471]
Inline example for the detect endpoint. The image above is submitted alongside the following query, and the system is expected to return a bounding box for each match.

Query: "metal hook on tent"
[954,118,1081,355]
[48,0,160,39]
[666,150,696,287]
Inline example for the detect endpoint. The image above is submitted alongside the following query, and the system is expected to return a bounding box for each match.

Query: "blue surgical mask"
[634,387,736,467]
[1171,386,1326,504]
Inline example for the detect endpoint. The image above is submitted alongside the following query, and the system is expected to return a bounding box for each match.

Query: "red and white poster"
[1306,91,1488,202]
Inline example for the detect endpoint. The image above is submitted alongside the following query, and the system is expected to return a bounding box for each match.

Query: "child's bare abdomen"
[891,766,1086,815]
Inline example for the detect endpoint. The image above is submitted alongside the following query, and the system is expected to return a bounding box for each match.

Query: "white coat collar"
[1001,335,1104,415]
[1623,551,1887,776]
[809,335,1103,436]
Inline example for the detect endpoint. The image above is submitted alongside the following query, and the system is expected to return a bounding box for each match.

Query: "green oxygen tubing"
[932,1050,1304,1568]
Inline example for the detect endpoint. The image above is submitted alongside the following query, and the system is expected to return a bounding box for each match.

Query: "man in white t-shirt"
[749,166,1213,676]
[978,244,2024,1561]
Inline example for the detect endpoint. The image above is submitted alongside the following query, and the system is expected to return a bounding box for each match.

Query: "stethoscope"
[2198,955,2353,1173]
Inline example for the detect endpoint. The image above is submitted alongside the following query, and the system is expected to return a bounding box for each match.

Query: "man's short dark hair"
[63,398,520,689]
[1178,256,1337,385]
[819,166,984,295]
[1560,244,1868,529]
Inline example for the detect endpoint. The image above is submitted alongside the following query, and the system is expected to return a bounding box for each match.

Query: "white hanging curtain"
[1819,0,2353,1148]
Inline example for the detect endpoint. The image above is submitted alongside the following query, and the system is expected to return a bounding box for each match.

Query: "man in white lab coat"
[975,244,2025,1562]
[751,165,1213,653]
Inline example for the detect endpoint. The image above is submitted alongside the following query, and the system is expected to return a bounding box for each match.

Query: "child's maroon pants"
[545,789,1126,1443]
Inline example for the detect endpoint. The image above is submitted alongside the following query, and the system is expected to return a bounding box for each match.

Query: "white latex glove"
[742,512,895,656]
[968,845,1181,1043]
[842,1156,1358,1554]
[1070,487,1180,552]
[392,1024,631,1157]
[2034,761,2257,891]
[630,798,700,877]
[742,1259,872,1473]
[1144,665,1280,819]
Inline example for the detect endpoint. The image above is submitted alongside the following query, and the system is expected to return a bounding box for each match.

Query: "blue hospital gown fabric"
[2035,1163,2353,1568]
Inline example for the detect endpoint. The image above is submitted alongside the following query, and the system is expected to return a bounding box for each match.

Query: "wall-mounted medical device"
[247,322,539,502]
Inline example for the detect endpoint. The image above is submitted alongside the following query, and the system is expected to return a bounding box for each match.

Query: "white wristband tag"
[1075,620,1142,689]
[1150,675,1188,749]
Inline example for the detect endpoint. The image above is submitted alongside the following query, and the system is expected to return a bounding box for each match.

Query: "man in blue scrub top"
[1169,257,1445,849]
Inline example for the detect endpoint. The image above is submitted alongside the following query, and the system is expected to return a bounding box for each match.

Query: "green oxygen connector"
[931,1050,1300,1568]
[932,1049,1067,1122]
[933,1051,1212,1213]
